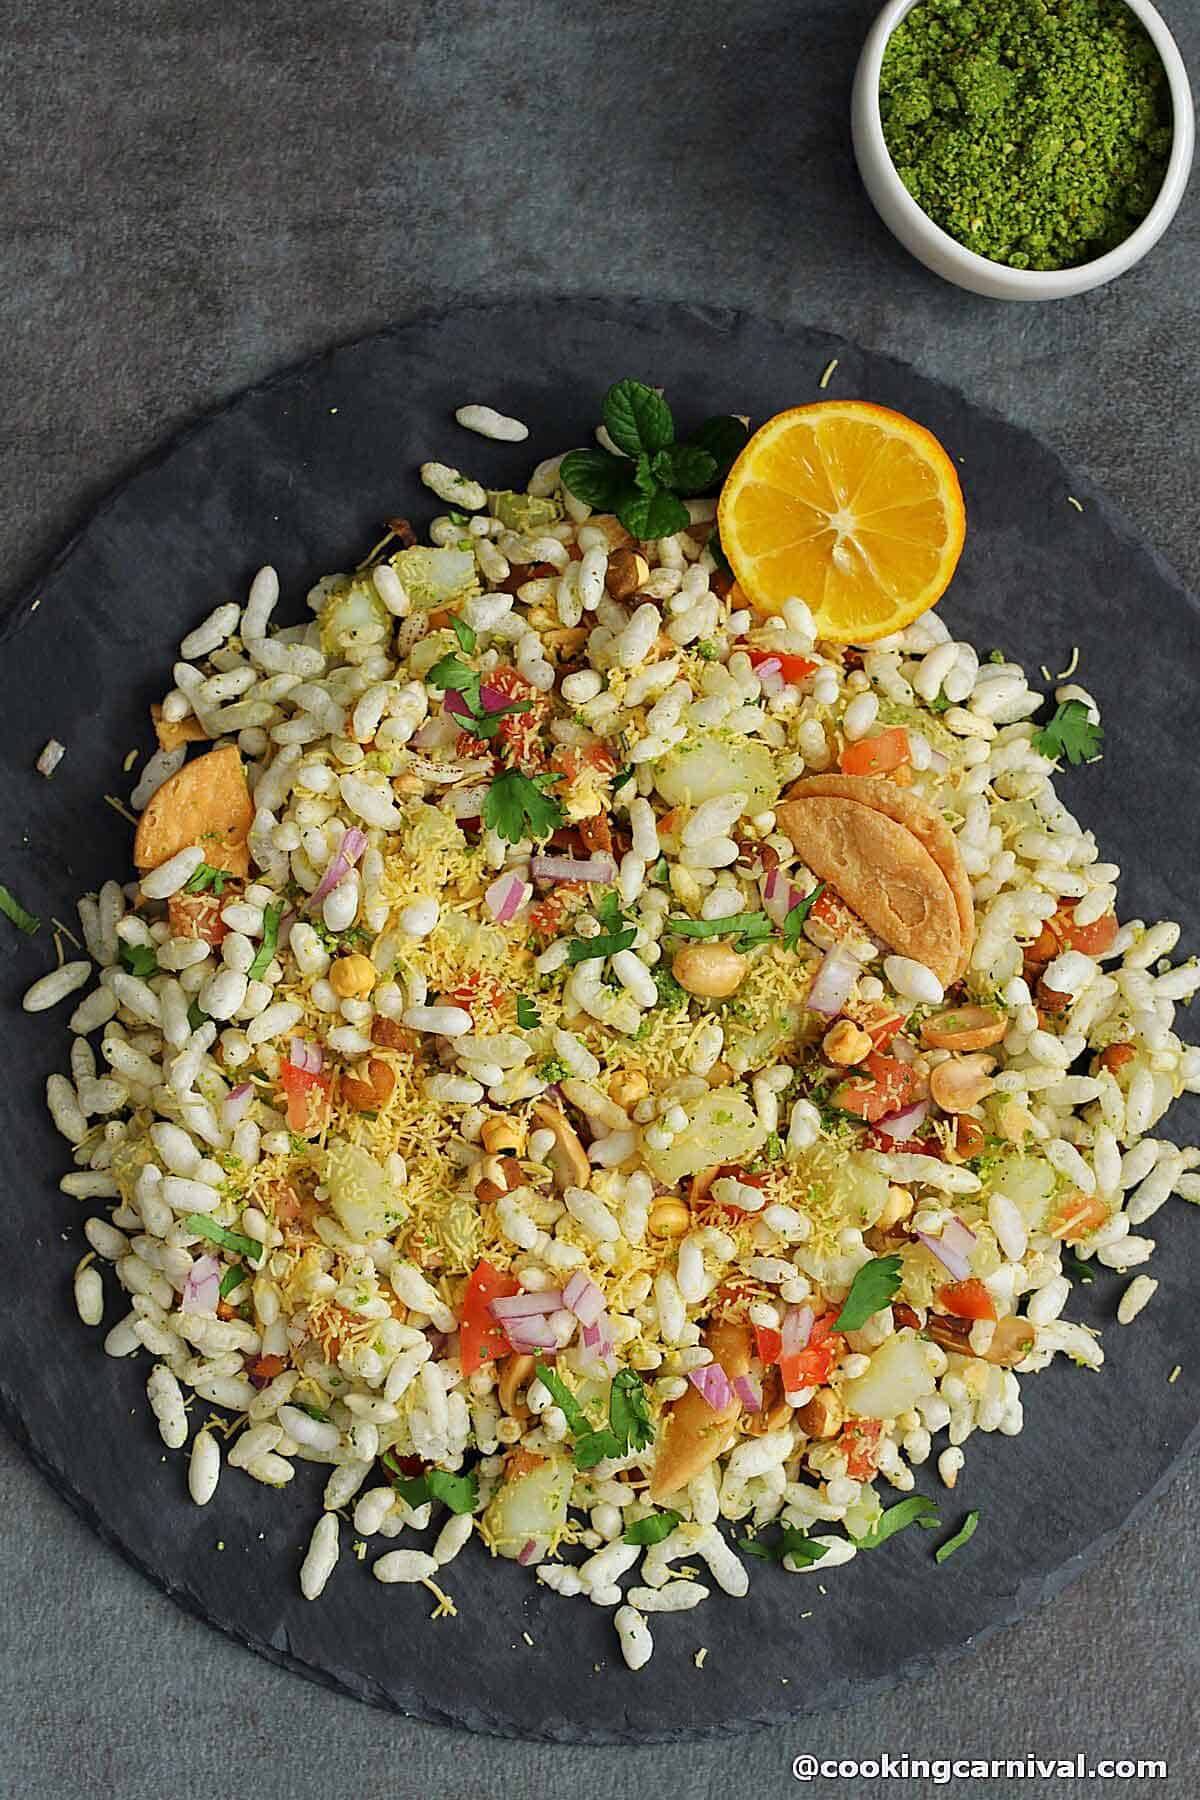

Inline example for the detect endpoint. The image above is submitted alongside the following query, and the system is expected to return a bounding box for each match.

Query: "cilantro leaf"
[782,884,826,952]
[184,1215,262,1262]
[831,1254,903,1331]
[935,1508,980,1564]
[184,862,230,896]
[738,1524,830,1566]
[246,902,283,982]
[623,1510,681,1546]
[0,884,40,935]
[689,416,750,483]
[560,448,632,513]
[668,910,773,953]
[650,443,718,496]
[1032,700,1104,766]
[572,1427,622,1470]
[621,486,691,542]
[567,890,638,964]
[516,995,540,1029]
[428,652,481,708]
[119,940,159,978]
[186,999,210,1030]
[448,613,477,654]
[611,766,635,796]
[483,769,564,845]
[534,1361,590,1437]
[1062,1250,1095,1284]
[390,1467,479,1515]
[603,379,675,458]
[608,1368,654,1455]
[850,1494,939,1550]
[218,1263,246,1299]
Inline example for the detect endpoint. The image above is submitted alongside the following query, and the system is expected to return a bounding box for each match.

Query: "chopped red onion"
[941,1216,978,1263]
[927,747,950,776]
[732,1372,763,1411]
[762,865,801,926]
[442,688,473,722]
[36,738,66,777]
[888,1035,920,1065]
[288,1038,323,1075]
[309,827,368,910]
[484,871,531,924]
[807,944,861,1017]
[181,1253,221,1315]
[874,1099,929,1140]
[221,1082,255,1129]
[563,1271,606,1326]
[753,656,783,681]
[916,1231,972,1283]
[530,855,617,884]
[488,1289,564,1321]
[688,1363,733,1411]
[780,1304,814,1358]
[516,1538,538,1565]
[503,1316,558,1351]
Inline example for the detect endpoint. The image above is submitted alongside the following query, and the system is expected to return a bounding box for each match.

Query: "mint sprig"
[560,380,747,543]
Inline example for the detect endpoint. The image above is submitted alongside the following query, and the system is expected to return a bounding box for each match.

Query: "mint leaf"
[689,416,749,482]
[623,1510,681,1546]
[832,1254,903,1331]
[560,448,631,513]
[935,1508,980,1564]
[651,443,718,495]
[0,884,39,935]
[850,1494,939,1550]
[632,452,659,497]
[603,379,674,458]
[620,487,691,542]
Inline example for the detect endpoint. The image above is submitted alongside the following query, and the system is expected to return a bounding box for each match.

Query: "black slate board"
[1,298,1198,1744]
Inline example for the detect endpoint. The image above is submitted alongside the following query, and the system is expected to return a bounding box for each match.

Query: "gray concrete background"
[3,1,1198,1794]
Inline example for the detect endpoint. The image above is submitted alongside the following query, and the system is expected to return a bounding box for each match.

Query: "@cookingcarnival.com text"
[791,1754,1167,1783]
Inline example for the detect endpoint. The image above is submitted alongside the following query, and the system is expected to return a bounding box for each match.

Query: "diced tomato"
[854,1007,908,1052]
[808,887,866,945]
[842,1417,883,1481]
[778,1313,844,1391]
[753,1324,782,1365]
[248,1354,287,1388]
[478,666,550,770]
[578,810,614,856]
[1052,901,1118,958]
[1095,1042,1136,1076]
[459,1259,521,1374]
[937,1278,997,1322]
[746,647,819,686]
[835,1051,924,1124]
[278,1061,332,1136]
[1047,1191,1109,1245]
[526,883,588,944]
[168,888,229,947]
[550,741,618,784]
[839,727,911,778]
[862,1126,940,1159]
[444,974,507,1024]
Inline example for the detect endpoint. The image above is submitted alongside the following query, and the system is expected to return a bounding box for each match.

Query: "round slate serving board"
[1,299,1198,1745]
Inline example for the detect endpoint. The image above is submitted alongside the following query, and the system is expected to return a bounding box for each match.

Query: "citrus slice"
[717,401,966,641]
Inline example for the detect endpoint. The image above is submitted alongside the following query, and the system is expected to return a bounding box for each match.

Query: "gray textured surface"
[2,0,1198,1794]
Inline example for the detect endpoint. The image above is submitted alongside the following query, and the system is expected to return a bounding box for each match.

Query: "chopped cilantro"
[483,768,563,844]
[850,1494,939,1549]
[218,1263,245,1300]
[516,995,540,1030]
[119,940,159,978]
[0,884,40,935]
[534,1361,654,1470]
[695,639,720,661]
[567,889,638,964]
[246,902,283,981]
[623,1510,682,1546]
[668,910,774,954]
[611,766,636,795]
[926,692,953,715]
[187,1000,210,1031]
[535,1056,571,1083]
[935,1509,980,1564]
[1062,1250,1095,1284]
[1032,699,1104,766]
[782,883,826,952]
[184,1214,262,1261]
[388,1466,478,1515]
[738,1524,829,1566]
[184,862,231,896]
[831,1254,903,1331]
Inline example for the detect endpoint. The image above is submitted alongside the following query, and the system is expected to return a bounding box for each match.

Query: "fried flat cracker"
[776,794,962,986]
[150,703,209,754]
[785,773,974,978]
[650,1319,751,1501]
[133,745,252,877]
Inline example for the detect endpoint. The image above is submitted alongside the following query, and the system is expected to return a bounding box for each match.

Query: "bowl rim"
[856,0,1197,294]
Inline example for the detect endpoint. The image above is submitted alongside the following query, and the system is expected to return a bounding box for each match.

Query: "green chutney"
[879,0,1173,270]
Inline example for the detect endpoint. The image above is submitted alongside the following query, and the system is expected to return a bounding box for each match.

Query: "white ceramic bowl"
[852,0,1195,300]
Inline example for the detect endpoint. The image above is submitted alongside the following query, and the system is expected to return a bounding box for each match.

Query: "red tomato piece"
[459,1259,521,1374]
[753,1324,782,1365]
[550,741,618,784]
[842,1417,883,1480]
[835,1051,924,1124]
[839,727,911,778]
[278,1061,332,1136]
[168,889,229,947]
[779,1313,844,1391]
[746,647,819,685]
[937,1278,997,1322]
[809,887,865,941]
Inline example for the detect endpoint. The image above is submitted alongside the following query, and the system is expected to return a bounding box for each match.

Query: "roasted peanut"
[606,547,651,602]
[1095,1041,1136,1076]
[529,1100,590,1191]
[926,1312,1036,1368]
[481,1115,525,1157]
[475,1154,523,1205]
[949,1116,986,1161]
[742,1366,792,1437]
[371,1015,419,1052]
[706,1061,737,1088]
[608,1069,649,1110]
[392,772,426,797]
[671,942,747,999]
[498,1353,536,1421]
[794,1388,843,1439]
[341,1057,396,1111]
[921,1005,1008,1052]
[822,1019,873,1066]
[330,954,376,999]
[648,1198,691,1238]
[929,1052,995,1113]
[876,1184,914,1230]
